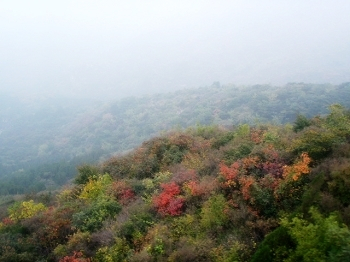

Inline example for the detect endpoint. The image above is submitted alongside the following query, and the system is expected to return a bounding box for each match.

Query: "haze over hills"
[0,82,349,194]
[1,2,350,260]
[0,99,349,261]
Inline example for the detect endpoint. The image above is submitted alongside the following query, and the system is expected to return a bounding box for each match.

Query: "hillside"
[1,83,350,194]
[0,104,349,261]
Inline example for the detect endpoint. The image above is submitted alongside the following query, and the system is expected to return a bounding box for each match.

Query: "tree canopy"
[0,104,349,261]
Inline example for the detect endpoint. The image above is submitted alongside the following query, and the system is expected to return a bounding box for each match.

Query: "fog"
[1,1,350,100]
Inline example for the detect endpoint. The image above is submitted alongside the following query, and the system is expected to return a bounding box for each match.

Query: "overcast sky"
[1,1,350,100]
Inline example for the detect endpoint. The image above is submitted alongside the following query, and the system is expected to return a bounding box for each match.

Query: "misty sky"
[1,1,350,100]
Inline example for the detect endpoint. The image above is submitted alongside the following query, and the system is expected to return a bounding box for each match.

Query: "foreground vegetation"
[0,104,349,261]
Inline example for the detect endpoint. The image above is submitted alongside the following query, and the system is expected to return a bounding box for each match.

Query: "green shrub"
[72,199,121,232]
[251,226,295,262]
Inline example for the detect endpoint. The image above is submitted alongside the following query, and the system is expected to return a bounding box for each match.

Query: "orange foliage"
[186,180,201,196]
[239,176,256,200]
[220,161,240,181]
[283,153,311,181]
[220,160,257,201]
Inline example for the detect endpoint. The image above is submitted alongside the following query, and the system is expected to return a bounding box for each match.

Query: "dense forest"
[0,103,349,261]
[1,82,350,194]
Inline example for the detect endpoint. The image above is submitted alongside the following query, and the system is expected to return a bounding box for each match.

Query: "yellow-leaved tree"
[8,200,47,221]
[79,174,112,201]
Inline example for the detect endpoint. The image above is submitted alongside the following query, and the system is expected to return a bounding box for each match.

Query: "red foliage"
[119,189,135,204]
[153,182,184,216]
[110,181,135,205]
[166,198,185,216]
[219,150,312,215]
[259,146,285,178]
[220,160,258,201]
[2,217,14,226]
[161,182,181,195]
[60,251,91,262]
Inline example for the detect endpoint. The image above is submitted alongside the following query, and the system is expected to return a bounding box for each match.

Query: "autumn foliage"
[60,251,91,262]
[153,182,185,216]
[0,105,349,261]
[282,152,311,181]
[110,181,135,205]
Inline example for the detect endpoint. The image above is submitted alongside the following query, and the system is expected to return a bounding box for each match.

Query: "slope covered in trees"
[1,83,350,194]
[0,104,349,261]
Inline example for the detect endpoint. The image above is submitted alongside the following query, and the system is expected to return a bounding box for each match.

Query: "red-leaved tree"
[153,182,184,216]
[59,251,91,262]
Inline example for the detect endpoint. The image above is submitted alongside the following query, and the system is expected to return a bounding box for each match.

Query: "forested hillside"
[1,83,350,194]
[0,104,349,261]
